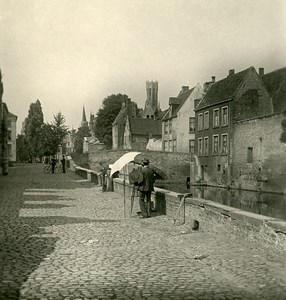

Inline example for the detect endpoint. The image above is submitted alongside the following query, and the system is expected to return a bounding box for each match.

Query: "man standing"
[51,156,57,174]
[61,155,66,173]
[138,158,155,218]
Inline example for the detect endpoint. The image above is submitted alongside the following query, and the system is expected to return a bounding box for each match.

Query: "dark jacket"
[138,166,155,192]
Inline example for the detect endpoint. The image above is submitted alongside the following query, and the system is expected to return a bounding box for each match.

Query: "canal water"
[155,182,286,221]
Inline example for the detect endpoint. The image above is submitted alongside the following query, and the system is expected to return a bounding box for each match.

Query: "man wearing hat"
[138,158,155,218]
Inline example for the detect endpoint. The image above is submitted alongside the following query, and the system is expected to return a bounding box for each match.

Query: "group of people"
[50,155,66,174]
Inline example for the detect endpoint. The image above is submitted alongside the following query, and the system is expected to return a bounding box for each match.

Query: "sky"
[0,0,285,134]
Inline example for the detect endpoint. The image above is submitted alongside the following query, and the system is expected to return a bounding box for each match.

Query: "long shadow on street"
[0,164,103,300]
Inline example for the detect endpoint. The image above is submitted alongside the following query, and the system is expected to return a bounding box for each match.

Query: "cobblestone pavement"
[1,164,286,300]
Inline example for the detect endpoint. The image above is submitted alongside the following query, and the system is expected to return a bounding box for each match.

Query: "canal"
[155,182,286,221]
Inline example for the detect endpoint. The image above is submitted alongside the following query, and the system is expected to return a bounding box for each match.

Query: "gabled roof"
[197,67,253,110]
[262,67,286,113]
[129,118,162,136]
[8,112,17,119]
[162,87,195,121]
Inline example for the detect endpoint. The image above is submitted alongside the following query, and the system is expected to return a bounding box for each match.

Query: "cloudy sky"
[1,0,285,133]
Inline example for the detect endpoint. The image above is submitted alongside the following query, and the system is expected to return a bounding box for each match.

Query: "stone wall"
[88,149,192,180]
[233,113,286,193]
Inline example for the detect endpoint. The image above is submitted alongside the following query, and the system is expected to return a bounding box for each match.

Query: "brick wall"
[88,149,192,180]
[233,113,286,193]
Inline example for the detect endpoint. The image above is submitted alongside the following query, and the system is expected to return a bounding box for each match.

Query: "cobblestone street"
[1,164,286,300]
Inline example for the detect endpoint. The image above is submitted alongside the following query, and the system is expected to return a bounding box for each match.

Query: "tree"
[40,112,69,156]
[74,126,91,154]
[25,99,44,159]
[94,94,130,148]
[16,134,30,162]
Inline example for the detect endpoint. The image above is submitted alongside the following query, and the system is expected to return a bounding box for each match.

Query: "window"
[204,137,209,156]
[221,134,228,155]
[7,130,12,141]
[7,120,12,128]
[189,139,195,154]
[198,138,203,156]
[169,120,172,133]
[173,139,177,152]
[198,113,203,131]
[204,111,209,130]
[212,135,219,155]
[247,147,253,163]
[222,106,228,126]
[217,164,221,172]
[169,140,173,152]
[189,117,195,132]
[164,122,168,134]
[213,108,219,127]
[164,140,168,151]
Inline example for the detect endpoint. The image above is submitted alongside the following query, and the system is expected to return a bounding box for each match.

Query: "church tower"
[81,106,88,128]
[141,81,160,119]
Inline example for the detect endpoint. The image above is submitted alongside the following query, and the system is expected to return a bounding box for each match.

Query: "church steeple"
[81,106,88,127]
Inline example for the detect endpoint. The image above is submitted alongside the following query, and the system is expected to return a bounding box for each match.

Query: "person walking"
[138,158,155,218]
[51,156,57,174]
[61,155,66,173]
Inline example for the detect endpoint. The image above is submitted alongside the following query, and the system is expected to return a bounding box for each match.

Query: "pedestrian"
[61,155,66,173]
[138,158,155,218]
[51,156,57,174]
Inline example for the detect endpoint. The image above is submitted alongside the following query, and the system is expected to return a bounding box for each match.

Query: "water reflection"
[155,182,286,221]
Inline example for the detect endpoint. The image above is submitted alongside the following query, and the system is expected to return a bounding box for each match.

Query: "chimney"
[181,86,189,93]
[211,76,216,83]
[259,68,264,76]
[228,69,235,76]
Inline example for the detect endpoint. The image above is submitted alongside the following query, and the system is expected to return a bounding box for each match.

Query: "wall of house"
[176,85,203,153]
[7,115,17,162]
[112,125,118,149]
[195,100,231,185]
[233,69,273,122]
[232,113,286,193]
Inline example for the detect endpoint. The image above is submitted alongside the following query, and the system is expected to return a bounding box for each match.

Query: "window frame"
[213,108,220,128]
[198,113,203,131]
[204,111,209,130]
[189,139,195,154]
[189,117,195,133]
[198,138,203,156]
[173,139,177,152]
[204,136,209,156]
[212,134,219,155]
[222,106,229,126]
[221,133,228,155]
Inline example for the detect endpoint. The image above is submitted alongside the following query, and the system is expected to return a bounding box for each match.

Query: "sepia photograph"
[0,0,286,299]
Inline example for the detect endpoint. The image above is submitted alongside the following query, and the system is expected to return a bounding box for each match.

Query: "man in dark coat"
[51,156,57,174]
[138,158,155,218]
[61,155,66,173]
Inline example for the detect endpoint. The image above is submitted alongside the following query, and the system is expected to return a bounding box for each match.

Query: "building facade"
[194,67,273,185]
[7,112,17,163]
[162,84,203,153]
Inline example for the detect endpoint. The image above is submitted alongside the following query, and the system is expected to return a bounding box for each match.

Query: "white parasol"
[110,151,141,217]
[110,152,141,176]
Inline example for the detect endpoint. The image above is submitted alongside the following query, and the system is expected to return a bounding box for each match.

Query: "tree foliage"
[74,126,91,154]
[16,135,30,162]
[94,94,130,148]
[40,112,69,156]
[25,99,44,158]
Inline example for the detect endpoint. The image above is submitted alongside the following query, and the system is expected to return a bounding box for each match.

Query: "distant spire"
[82,106,87,122]
[81,106,88,127]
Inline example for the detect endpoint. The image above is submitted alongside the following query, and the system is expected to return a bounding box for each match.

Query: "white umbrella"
[110,152,141,176]
[110,151,141,218]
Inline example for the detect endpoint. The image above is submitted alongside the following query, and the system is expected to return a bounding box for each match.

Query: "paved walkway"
[0,164,286,300]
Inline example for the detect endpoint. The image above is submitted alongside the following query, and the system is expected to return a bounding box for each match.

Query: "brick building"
[194,66,273,185]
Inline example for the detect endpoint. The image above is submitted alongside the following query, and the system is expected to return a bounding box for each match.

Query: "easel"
[130,184,139,214]
[173,193,193,225]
